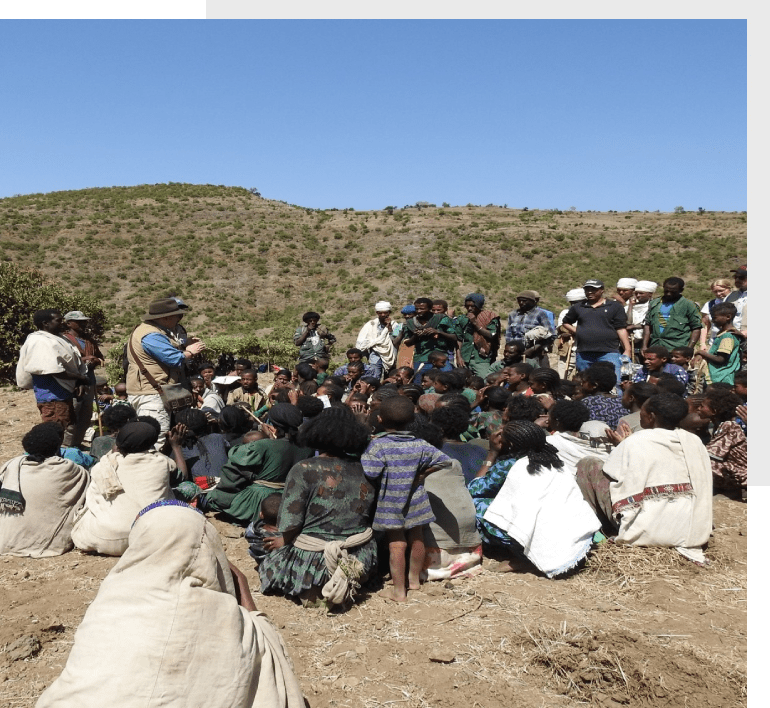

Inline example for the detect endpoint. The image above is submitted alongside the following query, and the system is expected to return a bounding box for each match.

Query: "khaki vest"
[125,323,184,396]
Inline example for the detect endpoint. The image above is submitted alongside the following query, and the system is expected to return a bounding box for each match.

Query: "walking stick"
[97,410,103,437]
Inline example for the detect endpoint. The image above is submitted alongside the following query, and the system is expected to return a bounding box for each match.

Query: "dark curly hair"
[704,387,743,424]
[529,367,561,397]
[173,408,209,440]
[407,419,444,449]
[431,404,470,440]
[297,406,370,457]
[22,422,64,462]
[644,393,689,429]
[102,404,138,432]
[219,406,252,435]
[505,394,545,422]
[295,394,324,418]
[295,362,317,382]
[302,311,321,323]
[501,420,563,475]
[654,372,686,397]
[485,386,512,410]
[437,393,472,413]
[399,384,424,405]
[583,365,616,393]
[548,400,590,433]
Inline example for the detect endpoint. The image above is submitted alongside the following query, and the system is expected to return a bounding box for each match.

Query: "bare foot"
[489,559,524,573]
[378,587,408,603]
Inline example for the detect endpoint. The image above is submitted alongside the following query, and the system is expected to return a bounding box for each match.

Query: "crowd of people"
[0,268,748,705]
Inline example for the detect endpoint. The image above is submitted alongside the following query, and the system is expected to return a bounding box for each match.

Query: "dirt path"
[0,387,747,707]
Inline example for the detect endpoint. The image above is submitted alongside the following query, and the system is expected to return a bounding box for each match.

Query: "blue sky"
[0,20,746,211]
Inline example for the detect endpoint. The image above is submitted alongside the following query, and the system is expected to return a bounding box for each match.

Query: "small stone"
[7,635,41,661]
[332,677,346,689]
[22,570,30,579]
[375,621,385,630]
[321,657,334,666]
[429,650,455,664]
[346,677,361,687]
[354,644,366,654]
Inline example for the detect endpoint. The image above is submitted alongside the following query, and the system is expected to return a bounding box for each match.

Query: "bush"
[0,262,108,381]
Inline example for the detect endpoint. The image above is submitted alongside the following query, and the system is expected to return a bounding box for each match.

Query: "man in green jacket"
[642,277,702,353]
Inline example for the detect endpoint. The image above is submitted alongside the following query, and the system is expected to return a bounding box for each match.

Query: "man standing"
[505,290,556,368]
[403,297,458,383]
[454,293,501,379]
[561,279,632,385]
[61,311,104,448]
[355,301,397,380]
[126,298,205,447]
[628,281,657,357]
[642,277,702,353]
[16,309,90,432]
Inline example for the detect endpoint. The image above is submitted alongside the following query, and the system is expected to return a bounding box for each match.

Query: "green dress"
[204,438,313,525]
[258,456,377,598]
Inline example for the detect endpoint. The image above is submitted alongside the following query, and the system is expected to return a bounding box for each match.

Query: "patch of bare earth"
[0,387,746,707]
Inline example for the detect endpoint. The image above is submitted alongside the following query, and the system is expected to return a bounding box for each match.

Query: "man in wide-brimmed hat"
[126,298,205,447]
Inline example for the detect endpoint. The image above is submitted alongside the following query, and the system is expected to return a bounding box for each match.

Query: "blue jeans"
[575,351,622,386]
[368,351,384,380]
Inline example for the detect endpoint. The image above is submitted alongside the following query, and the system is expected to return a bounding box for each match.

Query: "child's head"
[316,382,344,403]
[295,362,316,383]
[641,393,689,430]
[354,376,381,398]
[700,387,743,424]
[312,356,330,372]
[467,375,485,391]
[433,370,462,394]
[378,395,416,430]
[116,421,159,455]
[302,311,321,326]
[504,394,546,424]
[296,394,324,419]
[431,404,470,441]
[431,299,448,315]
[96,381,112,396]
[239,370,258,392]
[395,366,414,386]
[273,369,292,388]
[733,370,747,401]
[399,384,424,406]
[485,386,511,411]
[582,365,616,395]
[504,363,533,388]
[259,493,282,526]
[621,382,658,411]
[198,362,216,385]
[547,399,591,433]
[421,370,439,388]
[234,359,253,375]
[114,382,128,399]
[299,380,318,396]
[427,351,448,369]
[102,403,138,433]
[528,368,560,396]
[190,376,206,396]
[670,347,693,368]
[643,346,670,372]
[22,422,64,461]
[654,372,686,397]
[711,302,737,328]
[346,348,364,364]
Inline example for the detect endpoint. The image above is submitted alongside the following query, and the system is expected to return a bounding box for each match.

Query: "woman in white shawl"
[469,421,600,577]
[575,393,713,564]
[71,421,175,556]
[36,500,305,708]
[0,422,89,558]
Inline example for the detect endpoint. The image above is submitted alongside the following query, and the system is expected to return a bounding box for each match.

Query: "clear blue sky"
[0,20,746,211]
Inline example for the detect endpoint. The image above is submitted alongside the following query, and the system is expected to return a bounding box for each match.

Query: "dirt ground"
[0,387,747,708]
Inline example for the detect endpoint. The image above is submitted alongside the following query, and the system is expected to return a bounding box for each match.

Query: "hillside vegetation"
[0,183,747,349]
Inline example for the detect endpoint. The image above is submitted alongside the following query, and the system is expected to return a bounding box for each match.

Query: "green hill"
[0,183,747,349]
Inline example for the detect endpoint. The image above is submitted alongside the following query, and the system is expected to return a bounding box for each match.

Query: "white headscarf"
[374,301,392,312]
[616,278,638,289]
[566,288,586,302]
[635,280,658,293]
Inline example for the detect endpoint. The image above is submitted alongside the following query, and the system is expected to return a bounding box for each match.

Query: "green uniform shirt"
[643,297,701,349]
[406,314,457,363]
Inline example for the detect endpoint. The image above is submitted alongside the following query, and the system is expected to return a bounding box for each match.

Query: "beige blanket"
[16,331,86,392]
[37,502,305,708]
[355,318,396,369]
[424,459,481,552]
[71,450,175,556]
[603,428,712,563]
[0,456,89,558]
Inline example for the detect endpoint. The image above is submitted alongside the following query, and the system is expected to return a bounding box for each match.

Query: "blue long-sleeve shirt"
[142,332,186,367]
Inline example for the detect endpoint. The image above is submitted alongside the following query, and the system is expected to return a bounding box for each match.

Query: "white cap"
[617,278,638,289]
[375,301,392,311]
[566,288,586,302]
[635,280,658,293]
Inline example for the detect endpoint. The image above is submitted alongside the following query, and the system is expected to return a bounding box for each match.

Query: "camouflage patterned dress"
[258,457,377,597]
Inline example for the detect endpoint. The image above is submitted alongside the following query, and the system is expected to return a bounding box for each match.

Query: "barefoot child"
[245,493,282,565]
[361,396,452,601]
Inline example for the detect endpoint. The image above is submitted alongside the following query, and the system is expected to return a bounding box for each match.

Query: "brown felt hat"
[142,297,188,321]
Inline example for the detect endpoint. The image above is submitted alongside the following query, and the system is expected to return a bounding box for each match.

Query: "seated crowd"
[1,275,748,607]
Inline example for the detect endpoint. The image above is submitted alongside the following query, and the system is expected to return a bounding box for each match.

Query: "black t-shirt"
[562,299,627,353]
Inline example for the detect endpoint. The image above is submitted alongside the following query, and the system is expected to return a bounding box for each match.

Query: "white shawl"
[16,330,86,392]
[0,455,89,558]
[36,503,305,708]
[355,318,396,369]
[548,431,609,475]
[483,457,600,577]
[603,428,712,563]
[71,450,176,556]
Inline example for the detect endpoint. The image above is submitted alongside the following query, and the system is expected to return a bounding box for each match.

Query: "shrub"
[0,262,108,381]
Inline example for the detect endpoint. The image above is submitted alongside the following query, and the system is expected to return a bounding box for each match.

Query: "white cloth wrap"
[356,318,396,369]
[483,457,600,577]
[71,450,175,556]
[603,427,712,563]
[36,503,305,708]
[0,455,89,558]
[292,528,373,604]
[16,330,86,391]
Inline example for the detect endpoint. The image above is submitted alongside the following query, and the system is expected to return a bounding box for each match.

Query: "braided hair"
[500,420,563,475]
